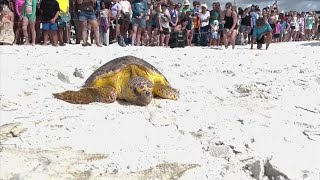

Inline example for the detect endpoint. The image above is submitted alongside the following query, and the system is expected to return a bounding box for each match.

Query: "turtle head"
[128,76,154,106]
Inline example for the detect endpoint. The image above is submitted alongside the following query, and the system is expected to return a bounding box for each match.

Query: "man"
[251,17,272,50]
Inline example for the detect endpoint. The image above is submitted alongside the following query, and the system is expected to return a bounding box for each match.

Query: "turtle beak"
[136,91,153,106]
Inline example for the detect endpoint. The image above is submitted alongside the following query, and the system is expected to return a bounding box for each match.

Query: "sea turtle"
[53,55,179,106]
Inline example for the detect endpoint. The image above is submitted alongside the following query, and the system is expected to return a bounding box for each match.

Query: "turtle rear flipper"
[53,86,117,104]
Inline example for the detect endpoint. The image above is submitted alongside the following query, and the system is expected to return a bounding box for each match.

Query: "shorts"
[257,35,265,44]
[211,32,218,39]
[240,25,251,33]
[274,33,280,38]
[42,22,58,31]
[58,14,71,27]
[78,11,97,21]
[160,28,170,35]
[290,26,295,30]
[132,17,146,28]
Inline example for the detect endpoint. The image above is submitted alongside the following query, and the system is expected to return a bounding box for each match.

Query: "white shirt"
[199,11,210,27]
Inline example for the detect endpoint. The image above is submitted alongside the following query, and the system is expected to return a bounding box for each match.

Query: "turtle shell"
[83,55,169,87]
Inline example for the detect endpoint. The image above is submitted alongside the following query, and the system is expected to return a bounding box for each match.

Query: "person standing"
[77,0,101,46]
[220,2,237,49]
[22,0,36,45]
[131,0,147,46]
[40,0,60,46]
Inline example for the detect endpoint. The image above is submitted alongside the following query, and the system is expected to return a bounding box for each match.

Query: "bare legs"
[43,30,57,46]
[223,29,237,49]
[22,17,36,45]
[80,19,101,46]
[131,25,143,46]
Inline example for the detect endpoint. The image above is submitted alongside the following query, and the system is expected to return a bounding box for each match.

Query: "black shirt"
[40,0,60,22]
[241,14,251,26]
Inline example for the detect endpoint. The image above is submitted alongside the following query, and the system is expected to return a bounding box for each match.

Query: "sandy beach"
[1,42,320,180]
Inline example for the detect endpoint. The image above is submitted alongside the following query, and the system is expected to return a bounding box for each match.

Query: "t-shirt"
[250,11,258,26]
[275,23,282,34]
[40,0,60,22]
[110,2,121,18]
[159,12,170,29]
[56,0,69,13]
[210,10,220,24]
[199,11,210,27]
[253,22,272,39]
[241,14,251,26]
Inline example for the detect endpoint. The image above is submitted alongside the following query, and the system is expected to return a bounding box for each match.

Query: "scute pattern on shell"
[83,55,167,87]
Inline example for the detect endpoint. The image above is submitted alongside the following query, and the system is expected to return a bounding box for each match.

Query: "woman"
[250,17,272,50]
[0,3,15,45]
[77,0,101,46]
[305,12,315,41]
[109,0,121,42]
[13,0,24,44]
[199,3,209,46]
[220,2,237,49]
[131,0,148,46]
[22,0,36,45]
[119,0,131,38]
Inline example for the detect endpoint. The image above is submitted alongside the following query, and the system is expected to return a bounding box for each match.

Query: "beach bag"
[170,30,186,48]
[100,17,109,33]
[117,35,126,47]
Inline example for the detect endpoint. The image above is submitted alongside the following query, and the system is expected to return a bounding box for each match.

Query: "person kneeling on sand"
[251,17,272,50]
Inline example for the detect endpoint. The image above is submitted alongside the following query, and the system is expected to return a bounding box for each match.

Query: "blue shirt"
[132,0,148,17]
[250,12,258,26]
[253,22,272,39]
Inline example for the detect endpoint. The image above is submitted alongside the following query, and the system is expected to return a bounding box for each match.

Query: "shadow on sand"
[300,42,320,46]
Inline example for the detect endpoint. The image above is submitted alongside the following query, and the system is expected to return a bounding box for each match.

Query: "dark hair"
[100,0,106,7]
[0,0,9,5]
[180,18,188,24]
[256,17,265,27]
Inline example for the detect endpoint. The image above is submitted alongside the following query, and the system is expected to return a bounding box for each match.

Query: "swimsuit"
[22,0,36,21]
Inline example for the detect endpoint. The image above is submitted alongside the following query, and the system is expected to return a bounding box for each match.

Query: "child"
[98,1,110,46]
[209,19,219,47]
[185,10,193,46]
[141,29,149,46]
[274,20,282,43]
[40,0,60,46]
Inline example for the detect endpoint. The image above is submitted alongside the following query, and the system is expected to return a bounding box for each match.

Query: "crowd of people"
[0,0,319,49]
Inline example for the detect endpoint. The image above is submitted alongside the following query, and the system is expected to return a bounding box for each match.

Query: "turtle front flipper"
[153,83,179,100]
[53,86,117,104]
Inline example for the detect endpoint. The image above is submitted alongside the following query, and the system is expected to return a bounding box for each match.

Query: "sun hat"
[183,0,190,6]
[201,4,208,9]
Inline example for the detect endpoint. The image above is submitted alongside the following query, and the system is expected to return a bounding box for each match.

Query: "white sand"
[1,42,320,180]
